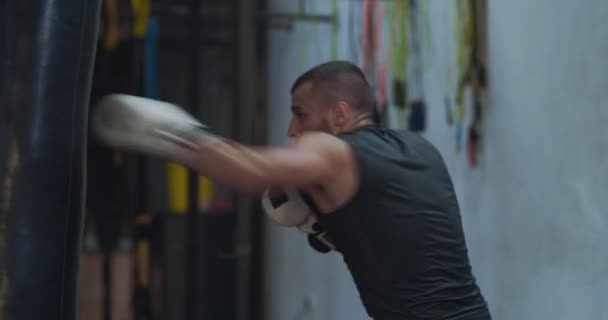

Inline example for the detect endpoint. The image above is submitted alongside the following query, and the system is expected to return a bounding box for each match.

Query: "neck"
[331,112,376,135]
[351,112,375,129]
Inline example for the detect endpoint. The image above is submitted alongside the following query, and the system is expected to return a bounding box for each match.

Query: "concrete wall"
[263,1,364,319]
[264,1,608,319]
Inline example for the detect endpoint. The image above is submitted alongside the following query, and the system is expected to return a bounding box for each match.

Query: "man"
[92,61,491,319]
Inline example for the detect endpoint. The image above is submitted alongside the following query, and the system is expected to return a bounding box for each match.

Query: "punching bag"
[0,0,101,319]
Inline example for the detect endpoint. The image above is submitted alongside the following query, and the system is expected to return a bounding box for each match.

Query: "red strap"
[374,2,387,110]
[361,0,375,74]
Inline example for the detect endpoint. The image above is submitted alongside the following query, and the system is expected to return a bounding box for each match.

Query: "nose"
[287,119,298,138]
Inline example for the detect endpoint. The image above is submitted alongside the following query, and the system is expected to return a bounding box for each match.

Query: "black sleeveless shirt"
[316,127,491,320]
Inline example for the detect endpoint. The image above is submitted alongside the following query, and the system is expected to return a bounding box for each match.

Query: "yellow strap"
[131,0,151,38]
[136,240,150,286]
[167,162,215,214]
[103,0,119,50]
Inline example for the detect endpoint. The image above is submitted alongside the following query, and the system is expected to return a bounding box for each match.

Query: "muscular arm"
[188,132,347,195]
[90,94,349,195]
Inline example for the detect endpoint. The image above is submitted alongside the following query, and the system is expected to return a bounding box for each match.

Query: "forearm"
[187,138,278,194]
[186,136,325,195]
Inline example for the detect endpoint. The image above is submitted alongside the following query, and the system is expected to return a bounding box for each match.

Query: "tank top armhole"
[334,133,372,212]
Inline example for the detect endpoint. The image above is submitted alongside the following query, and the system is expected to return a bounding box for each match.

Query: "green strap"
[422,0,433,69]
[385,1,409,129]
[445,2,453,89]
[454,0,464,95]
[454,1,472,121]
[311,0,323,61]
[298,0,309,73]
[455,0,472,76]
[391,0,408,81]
[331,0,338,59]
[454,1,462,68]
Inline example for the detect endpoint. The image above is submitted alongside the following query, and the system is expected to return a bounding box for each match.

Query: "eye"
[290,106,306,120]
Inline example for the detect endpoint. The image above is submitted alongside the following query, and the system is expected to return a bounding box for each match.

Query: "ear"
[332,101,350,126]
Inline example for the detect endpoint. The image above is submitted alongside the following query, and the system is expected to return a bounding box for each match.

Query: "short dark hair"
[290,60,373,114]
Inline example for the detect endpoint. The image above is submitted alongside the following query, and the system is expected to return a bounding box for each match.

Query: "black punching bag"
[0,0,101,319]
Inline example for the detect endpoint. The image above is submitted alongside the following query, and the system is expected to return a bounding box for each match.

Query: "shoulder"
[294,131,350,153]
[293,131,354,166]
[293,132,361,212]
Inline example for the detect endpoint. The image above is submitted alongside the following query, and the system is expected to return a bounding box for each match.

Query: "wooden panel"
[111,252,134,320]
[78,253,103,320]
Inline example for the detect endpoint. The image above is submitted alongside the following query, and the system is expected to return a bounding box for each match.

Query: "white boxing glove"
[91,94,220,162]
[262,187,336,252]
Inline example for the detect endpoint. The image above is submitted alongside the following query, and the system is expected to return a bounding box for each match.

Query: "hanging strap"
[392,0,408,81]
[103,0,119,50]
[361,0,374,75]
[131,0,150,39]
[372,1,386,109]
[297,0,309,72]
[330,0,339,59]
[421,0,433,69]
[387,0,409,128]
[454,0,471,152]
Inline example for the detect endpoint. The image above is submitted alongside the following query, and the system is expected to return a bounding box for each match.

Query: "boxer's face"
[288,81,351,138]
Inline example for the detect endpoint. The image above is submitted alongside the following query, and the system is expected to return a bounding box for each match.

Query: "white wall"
[264,1,608,319]
[264,1,367,319]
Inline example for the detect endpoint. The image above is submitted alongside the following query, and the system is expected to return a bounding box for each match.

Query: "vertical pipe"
[251,0,268,318]
[186,0,201,319]
[235,0,257,319]
[0,0,102,319]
